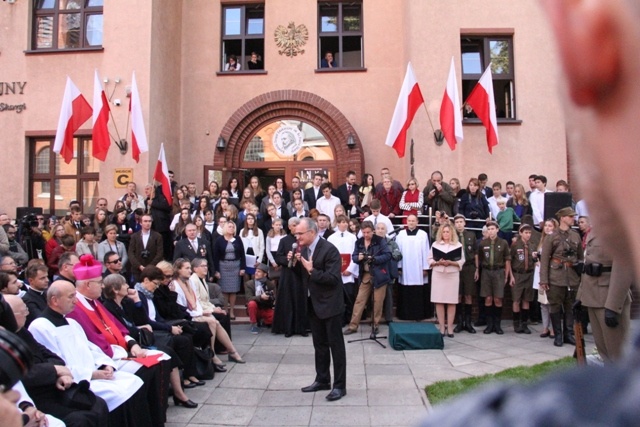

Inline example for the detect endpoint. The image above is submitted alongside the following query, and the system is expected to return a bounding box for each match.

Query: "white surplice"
[28,316,143,411]
[396,229,430,285]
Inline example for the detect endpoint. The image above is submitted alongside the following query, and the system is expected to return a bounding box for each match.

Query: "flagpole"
[410,139,415,178]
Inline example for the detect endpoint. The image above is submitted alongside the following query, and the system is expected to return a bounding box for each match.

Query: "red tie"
[348,185,351,192]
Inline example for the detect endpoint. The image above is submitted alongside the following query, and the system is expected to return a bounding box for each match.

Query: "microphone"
[288,243,298,268]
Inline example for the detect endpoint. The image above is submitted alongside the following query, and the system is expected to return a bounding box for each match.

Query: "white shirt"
[327,231,359,284]
[529,188,551,226]
[141,229,150,248]
[369,213,395,236]
[316,195,341,222]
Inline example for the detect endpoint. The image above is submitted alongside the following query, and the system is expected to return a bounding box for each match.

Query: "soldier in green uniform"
[477,221,511,334]
[453,215,478,334]
[539,207,583,347]
[576,228,633,362]
[509,224,536,334]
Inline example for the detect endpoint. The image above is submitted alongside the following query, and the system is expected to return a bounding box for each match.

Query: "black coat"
[336,183,360,209]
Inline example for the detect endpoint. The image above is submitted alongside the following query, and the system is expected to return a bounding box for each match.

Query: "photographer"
[128,214,164,284]
[120,182,145,213]
[244,264,275,334]
[423,171,456,217]
[343,220,392,335]
[3,225,28,267]
[16,215,46,264]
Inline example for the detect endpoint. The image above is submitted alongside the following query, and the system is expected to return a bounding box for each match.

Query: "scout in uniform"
[453,214,478,334]
[509,224,536,334]
[477,221,511,334]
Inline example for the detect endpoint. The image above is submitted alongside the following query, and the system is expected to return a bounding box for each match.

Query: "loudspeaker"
[544,192,573,222]
[15,207,43,220]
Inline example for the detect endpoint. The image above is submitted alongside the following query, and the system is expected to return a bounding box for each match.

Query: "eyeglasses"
[107,258,122,264]
[293,230,312,237]
[164,274,173,279]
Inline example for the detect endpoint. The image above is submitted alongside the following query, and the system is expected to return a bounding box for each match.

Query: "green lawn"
[425,357,575,405]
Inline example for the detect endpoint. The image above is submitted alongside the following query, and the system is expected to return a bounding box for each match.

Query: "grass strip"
[426,356,575,405]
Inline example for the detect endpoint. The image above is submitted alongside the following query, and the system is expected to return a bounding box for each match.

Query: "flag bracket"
[433,129,445,146]
[115,138,128,155]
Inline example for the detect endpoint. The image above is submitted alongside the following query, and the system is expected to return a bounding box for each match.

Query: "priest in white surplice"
[395,214,431,320]
[28,280,149,427]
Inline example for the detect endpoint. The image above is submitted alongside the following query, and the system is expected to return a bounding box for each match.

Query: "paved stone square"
[167,321,585,426]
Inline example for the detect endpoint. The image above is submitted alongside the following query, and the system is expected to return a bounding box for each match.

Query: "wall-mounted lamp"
[217,136,226,152]
[346,133,356,149]
[434,129,445,146]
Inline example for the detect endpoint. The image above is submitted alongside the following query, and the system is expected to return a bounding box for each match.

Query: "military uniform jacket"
[510,239,536,273]
[478,237,511,268]
[576,230,633,313]
[539,228,583,288]
[458,230,477,266]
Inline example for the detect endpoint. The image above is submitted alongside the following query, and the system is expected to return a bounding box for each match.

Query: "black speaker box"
[544,192,573,221]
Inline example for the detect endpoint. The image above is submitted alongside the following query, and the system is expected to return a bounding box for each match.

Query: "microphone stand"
[348,251,387,348]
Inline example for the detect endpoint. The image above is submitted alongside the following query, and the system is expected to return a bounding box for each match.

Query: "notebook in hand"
[432,246,462,261]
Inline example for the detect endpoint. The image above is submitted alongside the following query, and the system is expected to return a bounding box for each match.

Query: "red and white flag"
[439,57,464,151]
[129,71,148,163]
[384,62,425,158]
[92,69,111,161]
[465,64,499,153]
[53,77,92,164]
[153,143,172,205]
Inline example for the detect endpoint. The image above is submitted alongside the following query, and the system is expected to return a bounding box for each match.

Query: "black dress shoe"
[285,333,293,338]
[325,388,346,401]
[188,379,205,386]
[301,382,331,393]
[173,396,198,408]
[300,332,309,337]
[214,363,227,373]
[182,382,197,389]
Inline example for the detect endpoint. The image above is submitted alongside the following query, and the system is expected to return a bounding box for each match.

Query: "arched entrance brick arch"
[213,90,364,182]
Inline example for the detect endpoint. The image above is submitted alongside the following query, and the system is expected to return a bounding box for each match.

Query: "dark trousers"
[307,297,347,389]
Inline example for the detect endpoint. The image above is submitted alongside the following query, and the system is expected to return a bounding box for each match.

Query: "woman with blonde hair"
[399,177,424,223]
[534,218,559,339]
[171,258,245,365]
[428,222,464,337]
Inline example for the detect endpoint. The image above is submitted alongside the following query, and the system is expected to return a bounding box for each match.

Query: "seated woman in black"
[101,272,199,408]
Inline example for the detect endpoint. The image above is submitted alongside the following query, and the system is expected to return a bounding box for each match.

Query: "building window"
[318,1,364,69]
[221,4,264,71]
[461,35,515,120]
[29,137,99,216]
[32,0,104,51]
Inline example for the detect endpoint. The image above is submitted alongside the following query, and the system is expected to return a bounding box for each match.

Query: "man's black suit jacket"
[304,187,321,211]
[173,237,215,275]
[297,237,343,319]
[336,183,360,209]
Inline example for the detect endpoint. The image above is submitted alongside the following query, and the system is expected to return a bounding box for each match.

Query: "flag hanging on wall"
[439,57,464,151]
[384,62,425,158]
[92,69,111,161]
[130,71,149,162]
[53,77,92,164]
[465,64,499,153]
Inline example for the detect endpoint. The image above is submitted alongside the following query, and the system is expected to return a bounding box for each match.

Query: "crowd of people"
[0,161,631,423]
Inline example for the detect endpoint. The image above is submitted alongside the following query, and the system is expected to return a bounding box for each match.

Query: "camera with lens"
[258,290,275,309]
[140,250,151,259]
[563,247,577,258]
[0,329,33,391]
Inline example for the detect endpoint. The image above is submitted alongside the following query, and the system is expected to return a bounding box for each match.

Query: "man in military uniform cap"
[453,215,479,334]
[576,227,633,362]
[539,207,583,346]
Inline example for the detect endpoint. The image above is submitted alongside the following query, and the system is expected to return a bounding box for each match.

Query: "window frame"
[31,0,104,52]
[220,3,265,73]
[460,34,518,122]
[29,136,100,215]
[316,0,365,71]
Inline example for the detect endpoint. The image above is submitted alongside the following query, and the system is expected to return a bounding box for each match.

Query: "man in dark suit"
[173,224,215,279]
[336,170,360,210]
[304,173,323,211]
[128,214,164,283]
[22,263,50,327]
[291,217,346,401]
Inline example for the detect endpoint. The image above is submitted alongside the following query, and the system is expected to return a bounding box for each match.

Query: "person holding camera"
[342,220,392,336]
[539,207,584,347]
[244,263,276,334]
[120,182,146,213]
[128,214,164,284]
[423,171,456,217]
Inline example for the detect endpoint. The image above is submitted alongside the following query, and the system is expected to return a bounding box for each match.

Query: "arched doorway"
[208,90,364,190]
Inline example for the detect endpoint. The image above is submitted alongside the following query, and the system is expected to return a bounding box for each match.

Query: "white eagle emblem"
[274,22,309,57]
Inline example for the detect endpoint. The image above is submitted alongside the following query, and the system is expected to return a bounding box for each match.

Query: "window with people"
[221,4,265,72]
[317,1,364,69]
[461,34,516,120]
[32,0,104,51]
